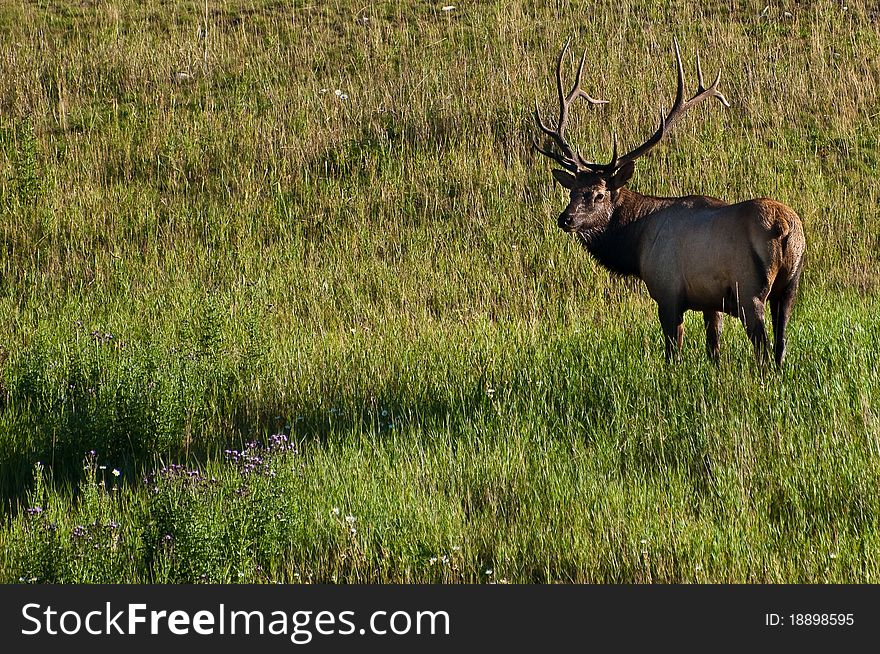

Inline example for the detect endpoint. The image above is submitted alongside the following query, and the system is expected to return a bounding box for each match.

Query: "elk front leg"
[658,305,684,362]
[703,311,722,362]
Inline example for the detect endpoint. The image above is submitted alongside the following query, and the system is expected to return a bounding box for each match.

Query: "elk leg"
[741,298,770,363]
[703,311,722,362]
[659,305,684,362]
[769,271,802,369]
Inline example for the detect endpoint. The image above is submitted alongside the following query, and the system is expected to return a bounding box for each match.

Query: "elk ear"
[551,169,577,189]
[607,161,635,191]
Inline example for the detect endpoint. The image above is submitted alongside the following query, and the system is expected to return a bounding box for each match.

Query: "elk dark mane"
[576,212,645,278]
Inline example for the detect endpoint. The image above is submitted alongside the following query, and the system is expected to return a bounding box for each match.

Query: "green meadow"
[1,0,879,582]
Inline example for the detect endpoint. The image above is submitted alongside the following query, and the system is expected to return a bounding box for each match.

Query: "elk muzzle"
[558,211,576,232]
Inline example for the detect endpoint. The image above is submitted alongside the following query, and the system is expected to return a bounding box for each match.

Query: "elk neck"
[576,187,683,278]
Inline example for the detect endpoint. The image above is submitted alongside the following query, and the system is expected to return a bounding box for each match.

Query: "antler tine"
[534,102,579,172]
[704,67,730,108]
[572,47,609,106]
[696,50,705,90]
[533,100,556,139]
[695,51,730,107]
[555,39,571,127]
[608,133,618,169]
[533,39,608,172]
[532,135,579,172]
[673,37,686,112]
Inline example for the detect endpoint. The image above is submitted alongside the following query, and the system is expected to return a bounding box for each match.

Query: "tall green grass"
[1,0,879,582]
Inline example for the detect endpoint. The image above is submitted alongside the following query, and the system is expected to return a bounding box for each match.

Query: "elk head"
[533,39,730,234]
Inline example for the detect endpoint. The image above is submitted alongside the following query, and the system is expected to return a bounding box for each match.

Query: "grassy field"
[1,0,879,583]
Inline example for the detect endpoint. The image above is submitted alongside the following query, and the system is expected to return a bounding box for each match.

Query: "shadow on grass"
[300,107,526,183]
[0,366,498,516]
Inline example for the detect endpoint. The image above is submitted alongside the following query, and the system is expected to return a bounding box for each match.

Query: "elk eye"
[594,193,604,202]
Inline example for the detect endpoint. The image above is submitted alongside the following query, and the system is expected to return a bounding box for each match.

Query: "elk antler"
[586,39,730,173]
[532,39,608,173]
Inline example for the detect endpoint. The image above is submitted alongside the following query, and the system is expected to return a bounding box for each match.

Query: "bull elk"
[533,40,806,367]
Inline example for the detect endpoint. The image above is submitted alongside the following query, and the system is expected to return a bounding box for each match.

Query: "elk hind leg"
[769,268,802,368]
[741,297,770,364]
[703,311,722,362]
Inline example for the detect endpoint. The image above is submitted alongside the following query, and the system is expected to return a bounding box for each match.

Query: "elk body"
[534,40,806,367]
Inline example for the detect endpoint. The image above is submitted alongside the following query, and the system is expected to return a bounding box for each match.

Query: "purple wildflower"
[224,434,297,476]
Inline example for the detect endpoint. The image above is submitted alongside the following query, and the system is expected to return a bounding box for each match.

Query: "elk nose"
[557,212,572,231]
